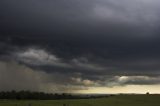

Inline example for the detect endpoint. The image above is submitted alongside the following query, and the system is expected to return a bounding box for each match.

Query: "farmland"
[0,94,160,106]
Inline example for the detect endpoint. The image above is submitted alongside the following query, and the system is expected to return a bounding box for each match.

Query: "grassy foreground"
[0,95,160,106]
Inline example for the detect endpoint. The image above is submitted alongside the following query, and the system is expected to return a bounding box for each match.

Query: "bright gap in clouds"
[77,85,160,94]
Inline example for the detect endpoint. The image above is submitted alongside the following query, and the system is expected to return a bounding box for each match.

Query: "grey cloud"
[14,48,71,68]
[108,76,160,86]
[71,77,98,86]
[0,60,89,93]
[1,0,160,38]
[1,0,160,92]
[1,59,160,93]
[4,46,160,78]
[94,0,160,24]
[82,75,160,87]
[12,47,108,73]
[71,57,107,72]
[0,61,44,91]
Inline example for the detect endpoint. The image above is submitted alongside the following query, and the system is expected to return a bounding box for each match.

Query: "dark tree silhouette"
[146,92,150,95]
[0,90,109,100]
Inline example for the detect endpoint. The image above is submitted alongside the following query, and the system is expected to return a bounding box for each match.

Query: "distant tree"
[146,92,150,95]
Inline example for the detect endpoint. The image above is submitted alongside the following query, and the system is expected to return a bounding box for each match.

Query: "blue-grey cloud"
[1,0,160,92]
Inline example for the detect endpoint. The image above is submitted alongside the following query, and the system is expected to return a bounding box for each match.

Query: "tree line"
[0,90,109,100]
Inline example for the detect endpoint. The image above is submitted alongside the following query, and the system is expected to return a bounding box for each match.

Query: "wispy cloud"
[71,57,107,71]
[103,75,160,87]
[14,48,71,68]
[13,47,107,72]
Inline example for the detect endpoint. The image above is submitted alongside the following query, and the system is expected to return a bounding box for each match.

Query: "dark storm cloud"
[1,0,160,92]
[0,60,89,93]
[1,0,159,38]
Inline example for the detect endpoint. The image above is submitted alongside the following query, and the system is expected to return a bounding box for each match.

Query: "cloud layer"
[1,0,160,93]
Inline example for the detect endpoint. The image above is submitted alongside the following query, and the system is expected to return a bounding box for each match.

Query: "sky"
[1,0,160,94]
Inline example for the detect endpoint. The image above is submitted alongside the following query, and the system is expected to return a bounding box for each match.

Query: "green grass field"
[0,95,160,106]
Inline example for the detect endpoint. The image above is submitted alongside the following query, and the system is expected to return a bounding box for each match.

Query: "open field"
[0,95,160,106]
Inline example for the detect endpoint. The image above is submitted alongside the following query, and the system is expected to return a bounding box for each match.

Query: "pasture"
[0,95,160,106]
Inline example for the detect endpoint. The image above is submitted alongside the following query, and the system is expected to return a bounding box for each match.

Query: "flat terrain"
[0,95,160,106]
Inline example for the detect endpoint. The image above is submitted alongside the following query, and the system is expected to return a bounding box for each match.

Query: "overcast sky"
[1,0,160,94]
